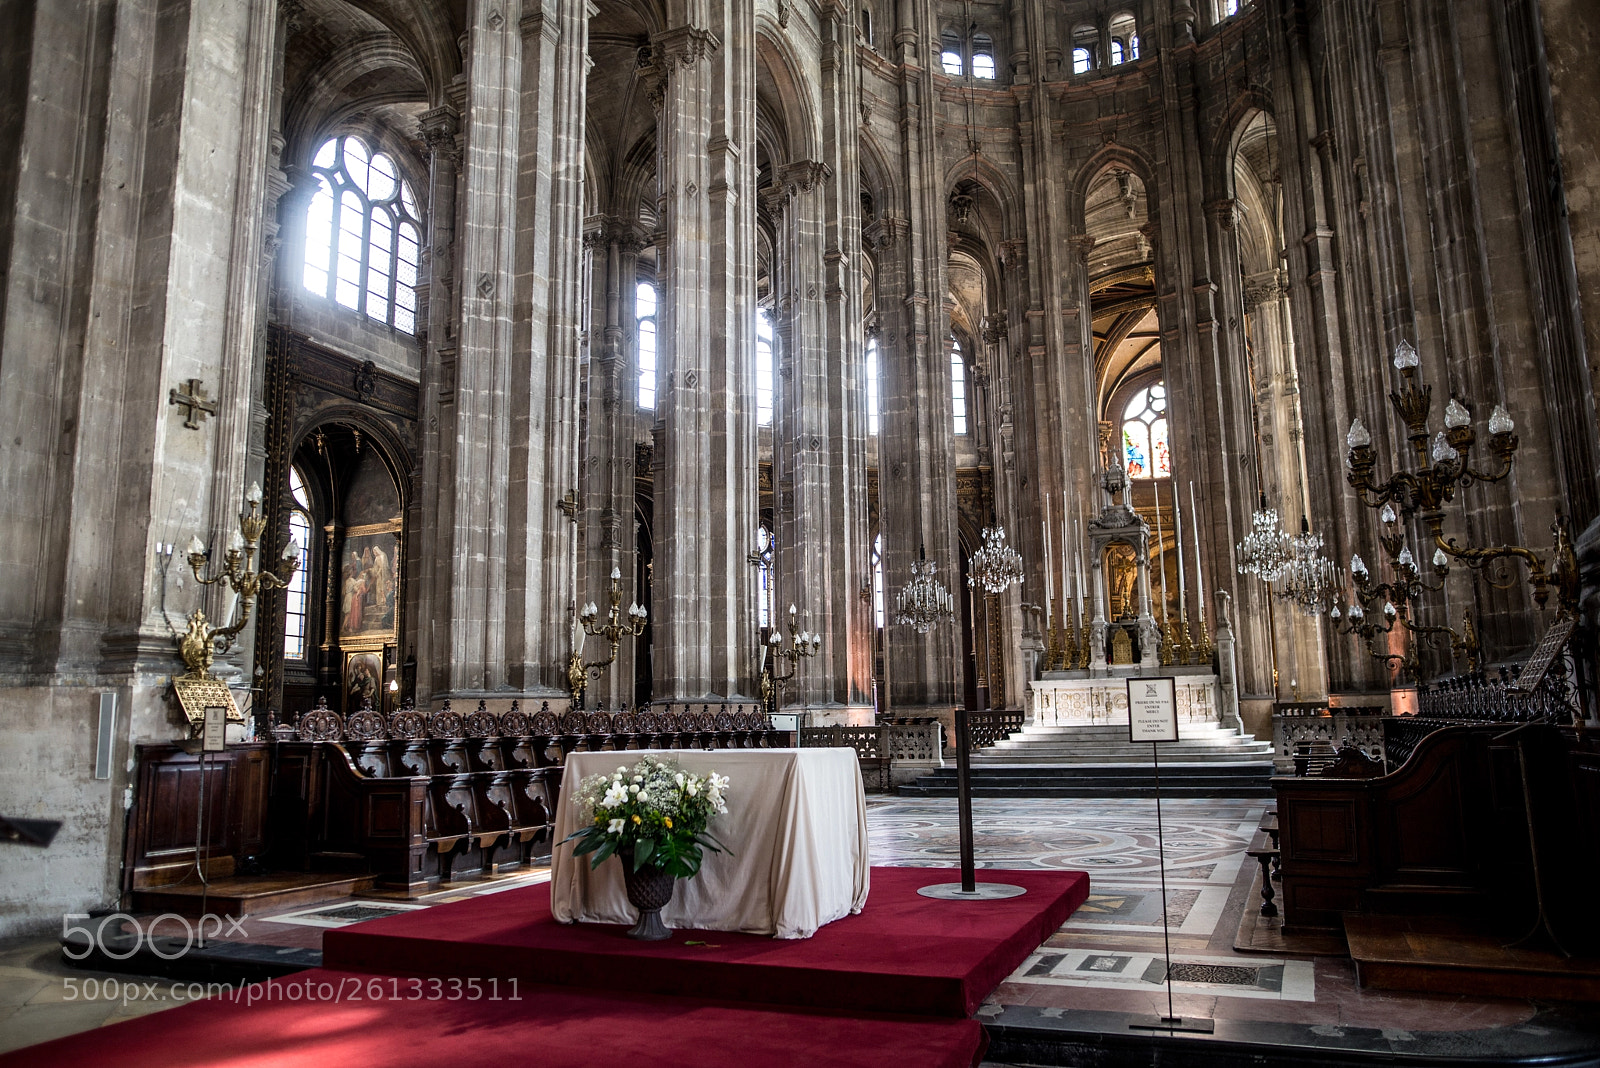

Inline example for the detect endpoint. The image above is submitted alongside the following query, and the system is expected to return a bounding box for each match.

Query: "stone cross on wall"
[168,378,218,430]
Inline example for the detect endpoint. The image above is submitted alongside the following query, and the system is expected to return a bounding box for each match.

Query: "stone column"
[412,104,461,701]
[579,217,646,708]
[648,13,760,702]
[771,160,872,719]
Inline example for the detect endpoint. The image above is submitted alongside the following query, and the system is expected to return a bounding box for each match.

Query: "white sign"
[1127,677,1178,743]
[202,706,228,752]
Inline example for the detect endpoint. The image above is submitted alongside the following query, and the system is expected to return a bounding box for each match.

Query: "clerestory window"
[303,135,421,334]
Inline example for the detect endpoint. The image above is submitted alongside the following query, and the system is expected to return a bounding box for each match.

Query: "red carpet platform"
[0,968,987,1068]
[324,866,1091,1018]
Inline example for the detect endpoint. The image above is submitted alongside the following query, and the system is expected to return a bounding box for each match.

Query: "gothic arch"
[755,30,819,164]
[1069,145,1160,232]
[282,34,428,169]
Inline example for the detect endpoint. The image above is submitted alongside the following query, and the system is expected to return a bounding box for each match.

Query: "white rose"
[629,784,640,794]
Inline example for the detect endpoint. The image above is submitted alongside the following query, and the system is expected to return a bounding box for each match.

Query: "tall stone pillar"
[579,218,647,708]
[648,13,760,702]
[771,161,872,720]
[416,0,589,701]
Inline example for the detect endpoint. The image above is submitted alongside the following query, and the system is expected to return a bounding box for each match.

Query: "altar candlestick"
[1043,495,1054,622]
[1189,480,1206,627]
[1074,518,1086,626]
[1060,512,1070,612]
[1153,480,1169,622]
[1172,476,1189,621]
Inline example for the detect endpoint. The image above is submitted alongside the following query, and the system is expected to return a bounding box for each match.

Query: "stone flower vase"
[619,848,676,941]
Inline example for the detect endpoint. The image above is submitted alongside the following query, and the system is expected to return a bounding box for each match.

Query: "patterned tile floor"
[0,796,1580,1059]
[866,795,1551,1033]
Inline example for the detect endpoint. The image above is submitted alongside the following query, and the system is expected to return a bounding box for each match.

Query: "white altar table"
[550,748,869,939]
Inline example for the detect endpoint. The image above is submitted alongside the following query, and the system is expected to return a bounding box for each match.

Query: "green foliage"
[562,755,733,879]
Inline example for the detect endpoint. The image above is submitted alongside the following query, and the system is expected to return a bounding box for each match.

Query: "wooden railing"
[964,710,1023,750]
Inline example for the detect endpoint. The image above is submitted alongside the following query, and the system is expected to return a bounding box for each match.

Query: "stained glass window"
[1122,382,1170,479]
[303,136,421,334]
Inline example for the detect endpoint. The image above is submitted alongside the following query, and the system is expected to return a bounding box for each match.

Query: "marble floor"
[867,795,1555,1037]
[0,795,1591,1061]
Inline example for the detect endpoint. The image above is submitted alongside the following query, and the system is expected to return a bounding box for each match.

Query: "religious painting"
[340,529,399,638]
[344,649,383,714]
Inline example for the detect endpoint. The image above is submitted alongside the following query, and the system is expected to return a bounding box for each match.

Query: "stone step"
[899,758,1275,798]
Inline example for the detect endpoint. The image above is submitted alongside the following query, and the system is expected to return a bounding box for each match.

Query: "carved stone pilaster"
[419,106,461,167]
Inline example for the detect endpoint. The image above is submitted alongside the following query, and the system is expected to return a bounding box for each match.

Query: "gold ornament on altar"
[172,482,301,726]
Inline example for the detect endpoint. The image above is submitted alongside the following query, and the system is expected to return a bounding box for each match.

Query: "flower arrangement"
[565,755,731,878]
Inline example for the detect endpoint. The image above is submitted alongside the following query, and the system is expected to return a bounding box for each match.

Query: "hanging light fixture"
[896,545,955,634]
[965,525,1024,594]
[1275,517,1343,616]
[1235,493,1291,582]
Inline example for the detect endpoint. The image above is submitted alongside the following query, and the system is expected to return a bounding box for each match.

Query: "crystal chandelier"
[1235,494,1291,582]
[965,526,1024,594]
[896,550,955,634]
[1274,518,1343,616]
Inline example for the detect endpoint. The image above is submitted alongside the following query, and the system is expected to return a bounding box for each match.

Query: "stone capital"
[419,106,462,166]
[779,160,831,198]
[652,25,719,69]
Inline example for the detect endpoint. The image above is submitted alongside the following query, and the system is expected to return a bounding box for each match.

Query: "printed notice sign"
[1127,677,1179,743]
[202,706,228,752]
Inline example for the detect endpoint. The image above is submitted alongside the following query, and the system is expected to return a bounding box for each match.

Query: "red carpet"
[324,866,1091,1017]
[0,969,987,1068]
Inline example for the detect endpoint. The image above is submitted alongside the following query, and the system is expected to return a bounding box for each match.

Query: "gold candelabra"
[1338,339,1578,677]
[181,482,300,679]
[760,604,821,715]
[568,566,648,705]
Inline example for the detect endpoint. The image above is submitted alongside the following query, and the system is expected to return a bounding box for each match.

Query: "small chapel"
[3,0,1600,1063]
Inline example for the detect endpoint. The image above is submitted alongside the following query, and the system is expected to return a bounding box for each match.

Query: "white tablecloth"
[550,748,869,939]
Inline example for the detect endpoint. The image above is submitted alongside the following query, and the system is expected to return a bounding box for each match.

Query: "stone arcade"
[3,0,1600,1057]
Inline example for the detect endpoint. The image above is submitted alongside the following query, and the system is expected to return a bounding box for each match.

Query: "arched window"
[940,31,963,75]
[1109,12,1138,65]
[756,309,774,427]
[283,466,313,660]
[860,6,872,44]
[1071,25,1098,73]
[1220,0,1242,17]
[865,334,880,436]
[872,534,885,628]
[950,338,969,436]
[972,33,996,79]
[756,525,775,628]
[303,135,421,334]
[1122,382,1171,479]
[636,281,658,409]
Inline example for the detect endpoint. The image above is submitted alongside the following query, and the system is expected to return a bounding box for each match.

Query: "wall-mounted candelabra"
[172,482,300,731]
[1338,339,1578,676]
[761,604,821,715]
[181,482,300,679]
[568,566,648,706]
